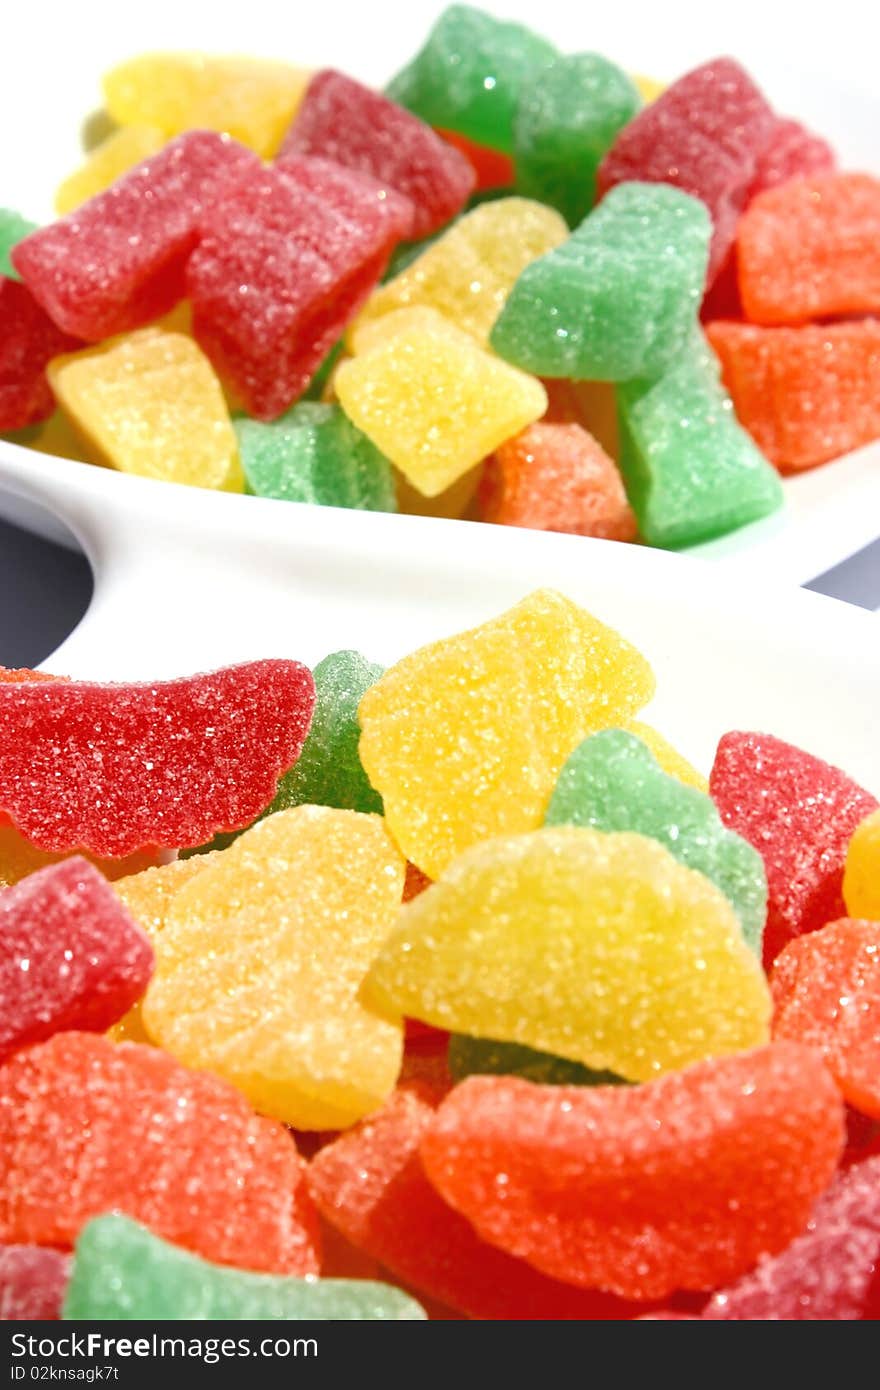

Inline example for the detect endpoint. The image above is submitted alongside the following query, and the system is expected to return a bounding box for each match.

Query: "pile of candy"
[2,5,879,549]
[0,588,878,1321]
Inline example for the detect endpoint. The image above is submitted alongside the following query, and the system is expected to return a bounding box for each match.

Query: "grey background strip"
[802,537,880,612]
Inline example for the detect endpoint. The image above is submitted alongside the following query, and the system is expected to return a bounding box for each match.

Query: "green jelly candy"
[449,1035,626,1087]
[0,208,38,280]
[513,54,641,227]
[387,4,558,155]
[617,331,784,548]
[236,403,397,513]
[545,728,767,953]
[64,1216,426,1321]
[489,182,710,381]
[302,340,343,401]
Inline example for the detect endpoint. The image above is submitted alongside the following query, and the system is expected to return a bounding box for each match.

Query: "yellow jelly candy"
[335,312,546,496]
[49,329,242,491]
[843,808,880,920]
[625,722,708,792]
[632,74,666,103]
[142,807,406,1129]
[365,827,771,1081]
[103,53,310,158]
[358,589,655,878]
[394,462,483,520]
[55,126,167,215]
[0,825,157,892]
[353,198,568,347]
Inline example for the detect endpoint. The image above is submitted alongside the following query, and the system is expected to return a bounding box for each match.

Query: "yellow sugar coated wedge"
[49,329,242,491]
[103,53,311,158]
[353,198,568,347]
[55,126,167,215]
[394,462,483,519]
[358,589,655,878]
[843,808,880,920]
[625,721,708,791]
[365,827,771,1082]
[632,73,666,103]
[142,807,407,1129]
[336,312,546,496]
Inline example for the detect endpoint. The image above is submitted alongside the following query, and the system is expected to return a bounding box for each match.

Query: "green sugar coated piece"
[236,402,397,513]
[64,1216,426,1320]
[513,54,641,227]
[386,4,558,155]
[545,728,767,953]
[449,1035,626,1087]
[617,331,784,548]
[489,181,710,381]
[0,208,38,280]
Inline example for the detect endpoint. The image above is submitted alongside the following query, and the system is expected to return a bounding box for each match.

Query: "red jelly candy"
[0,278,81,431]
[772,918,880,1120]
[279,70,474,239]
[0,857,153,1061]
[434,129,515,191]
[0,1032,320,1275]
[596,57,775,283]
[748,116,836,198]
[12,132,259,341]
[0,660,315,857]
[0,1245,70,1320]
[188,156,409,419]
[710,733,878,966]
[420,1044,844,1300]
[0,670,67,829]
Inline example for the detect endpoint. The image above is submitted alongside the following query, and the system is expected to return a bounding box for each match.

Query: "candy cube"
[0,208,38,280]
[843,809,880,920]
[0,1246,70,1321]
[748,116,836,197]
[433,128,514,190]
[55,126,167,215]
[0,277,81,431]
[0,824,158,893]
[237,402,396,511]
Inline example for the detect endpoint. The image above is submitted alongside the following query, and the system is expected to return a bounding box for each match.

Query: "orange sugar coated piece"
[541,378,620,460]
[0,668,65,684]
[433,129,515,190]
[0,1032,320,1274]
[772,919,880,1120]
[737,172,880,324]
[0,825,159,892]
[478,422,637,540]
[419,1044,844,1300]
[705,319,880,471]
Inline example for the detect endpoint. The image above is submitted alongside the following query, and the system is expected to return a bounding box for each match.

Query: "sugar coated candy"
[0,660,315,856]
[420,1044,844,1298]
[357,590,653,877]
[748,116,836,198]
[0,1032,319,1273]
[280,69,475,239]
[710,732,878,965]
[12,132,259,341]
[0,825,158,893]
[545,729,767,951]
[434,128,515,190]
[0,209,38,281]
[490,183,711,381]
[65,1216,425,1321]
[54,126,167,215]
[448,1036,624,1088]
[0,1245,70,1321]
[844,809,880,920]
[237,403,396,511]
[541,377,620,459]
[386,5,558,155]
[143,806,405,1129]
[512,53,641,227]
[0,277,80,431]
[623,721,708,791]
[738,172,880,323]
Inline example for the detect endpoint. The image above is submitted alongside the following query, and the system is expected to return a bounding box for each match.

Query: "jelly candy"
[49,328,241,490]
[448,1036,624,1088]
[596,57,775,282]
[771,918,880,1119]
[237,403,396,511]
[844,809,880,920]
[357,590,653,877]
[512,53,640,227]
[749,116,836,197]
[434,128,514,190]
[0,825,158,893]
[0,277,80,431]
[54,126,167,215]
[335,309,546,497]
[545,729,767,951]
[143,807,405,1129]
[490,183,710,381]
[0,1032,320,1274]
[65,1215,425,1321]
[0,858,153,1062]
[12,132,260,341]
[386,5,558,155]
[710,732,878,965]
[738,172,880,323]
[0,1246,70,1321]
[366,827,770,1080]
[623,722,708,792]
[0,661,315,856]
[541,377,620,459]
[279,70,475,239]
[705,319,880,472]
[478,421,637,540]
[0,209,37,281]
[420,1044,844,1298]
[617,330,784,547]
[631,75,665,104]
[394,461,483,520]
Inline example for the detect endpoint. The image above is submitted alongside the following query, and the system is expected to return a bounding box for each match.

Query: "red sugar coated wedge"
[12,132,259,342]
[0,660,315,857]
[710,733,878,966]
[0,278,81,431]
[434,129,515,190]
[748,117,836,198]
[596,57,775,283]
[309,1081,653,1319]
[772,918,880,1120]
[189,156,408,419]
[0,857,154,1061]
[420,1045,844,1300]
[280,70,474,239]
[0,1245,70,1321]
[0,670,67,829]
[0,1033,320,1275]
